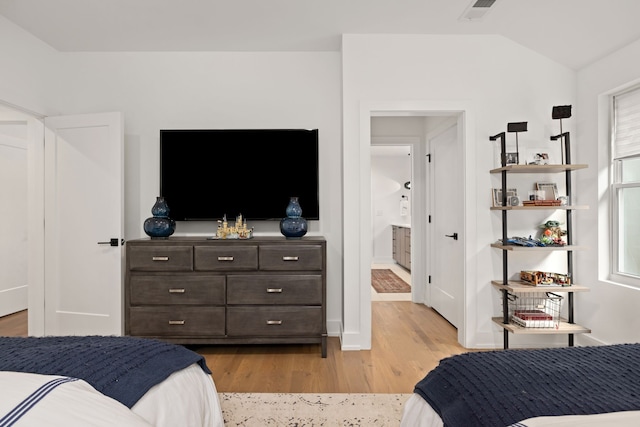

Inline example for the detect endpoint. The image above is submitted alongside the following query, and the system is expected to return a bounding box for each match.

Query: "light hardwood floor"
[0,302,470,393]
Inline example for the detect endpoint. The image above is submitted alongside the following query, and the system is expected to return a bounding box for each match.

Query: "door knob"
[445,233,458,240]
[97,238,121,247]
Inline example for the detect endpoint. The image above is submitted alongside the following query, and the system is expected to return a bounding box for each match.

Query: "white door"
[429,124,463,328]
[0,124,28,317]
[44,112,123,335]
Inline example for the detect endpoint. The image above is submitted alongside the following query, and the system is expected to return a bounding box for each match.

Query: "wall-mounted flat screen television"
[160,129,319,221]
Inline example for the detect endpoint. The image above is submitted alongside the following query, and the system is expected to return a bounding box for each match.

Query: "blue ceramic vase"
[144,196,176,239]
[280,197,308,239]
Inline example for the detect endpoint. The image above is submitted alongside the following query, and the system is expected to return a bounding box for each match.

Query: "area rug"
[219,392,412,426]
[371,269,411,293]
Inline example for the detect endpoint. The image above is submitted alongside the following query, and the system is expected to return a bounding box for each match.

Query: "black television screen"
[160,129,319,221]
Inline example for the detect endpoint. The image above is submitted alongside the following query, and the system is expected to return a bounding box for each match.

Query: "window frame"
[610,86,640,287]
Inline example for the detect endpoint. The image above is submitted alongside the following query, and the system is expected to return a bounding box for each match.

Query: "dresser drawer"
[128,245,193,271]
[129,275,225,305]
[259,245,323,271]
[129,306,225,336]
[227,275,322,305]
[227,306,322,336]
[194,246,258,271]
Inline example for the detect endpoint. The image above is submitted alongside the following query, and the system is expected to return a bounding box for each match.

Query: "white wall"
[58,51,344,337]
[575,38,640,345]
[342,34,578,349]
[0,17,345,337]
[0,16,61,116]
[4,10,639,349]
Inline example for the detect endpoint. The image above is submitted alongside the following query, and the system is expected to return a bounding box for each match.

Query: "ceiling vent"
[459,0,497,21]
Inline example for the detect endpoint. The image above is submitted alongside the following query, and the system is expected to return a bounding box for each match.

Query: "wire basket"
[508,292,562,328]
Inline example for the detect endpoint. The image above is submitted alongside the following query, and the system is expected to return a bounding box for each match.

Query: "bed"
[0,336,224,427]
[401,343,640,427]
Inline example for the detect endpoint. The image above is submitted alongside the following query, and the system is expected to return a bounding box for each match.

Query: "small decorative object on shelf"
[492,188,517,207]
[520,270,571,286]
[499,233,565,247]
[213,214,253,239]
[522,200,562,206]
[539,220,566,246]
[280,196,308,239]
[526,149,550,165]
[143,196,176,239]
[536,182,559,200]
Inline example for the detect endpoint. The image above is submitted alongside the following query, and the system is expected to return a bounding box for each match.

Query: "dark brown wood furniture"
[125,236,327,357]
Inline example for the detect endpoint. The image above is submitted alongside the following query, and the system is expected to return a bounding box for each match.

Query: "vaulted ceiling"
[1,0,639,70]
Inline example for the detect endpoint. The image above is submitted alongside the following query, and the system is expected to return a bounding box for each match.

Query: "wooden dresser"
[125,236,327,357]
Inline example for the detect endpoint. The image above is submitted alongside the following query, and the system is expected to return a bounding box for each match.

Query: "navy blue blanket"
[414,344,640,427]
[0,336,211,408]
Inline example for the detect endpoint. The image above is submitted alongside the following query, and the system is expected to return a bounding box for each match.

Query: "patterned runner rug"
[371,269,411,293]
[219,393,411,426]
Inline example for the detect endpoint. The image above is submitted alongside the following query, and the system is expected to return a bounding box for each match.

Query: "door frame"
[0,100,46,334]
[350,100,478,350]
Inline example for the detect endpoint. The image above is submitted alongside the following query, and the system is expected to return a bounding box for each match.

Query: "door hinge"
[426,153,432,163]
[428,275,431,284]
[428,215,431,223]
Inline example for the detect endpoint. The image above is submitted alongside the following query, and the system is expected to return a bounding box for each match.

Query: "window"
[612,87,640,284]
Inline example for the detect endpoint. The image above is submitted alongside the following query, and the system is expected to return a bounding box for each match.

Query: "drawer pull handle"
[168,320,185,325]
[266,320,283,325]
[267,288,283,293]
[218,256,234,261]
[168,288,185,294]
[152,256,169,261]
[282,256,299,261]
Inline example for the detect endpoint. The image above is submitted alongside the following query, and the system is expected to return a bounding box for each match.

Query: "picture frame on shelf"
[526,148,551,165]
[492,188,518,207]
[536,182,559,201]
[505,152,519,165]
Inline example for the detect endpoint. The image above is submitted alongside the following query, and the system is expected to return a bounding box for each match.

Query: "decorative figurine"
[215,213,253,239]
[539,220,566,246]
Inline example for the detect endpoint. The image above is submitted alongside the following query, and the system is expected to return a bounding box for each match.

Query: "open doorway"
[360,109,468,349]
[0,104,31,320]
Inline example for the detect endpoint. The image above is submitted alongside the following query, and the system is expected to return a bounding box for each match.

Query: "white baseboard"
[372,257,396,265]
[0,285,28,317]
[326,319,342,337]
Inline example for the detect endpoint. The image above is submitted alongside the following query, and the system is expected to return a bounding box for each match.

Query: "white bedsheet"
[0,371,152,426]
[1,364,224,427]
[132,363,224,427]
[515,411,640,426]
[400,393,443,427]
[401,393,640,427]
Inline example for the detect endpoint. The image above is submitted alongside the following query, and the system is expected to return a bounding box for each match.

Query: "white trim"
[371,136,420,145]
[0,99,45,120]
[344,99,477,350]
[0,285,27,317]
[27,117,45,336]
